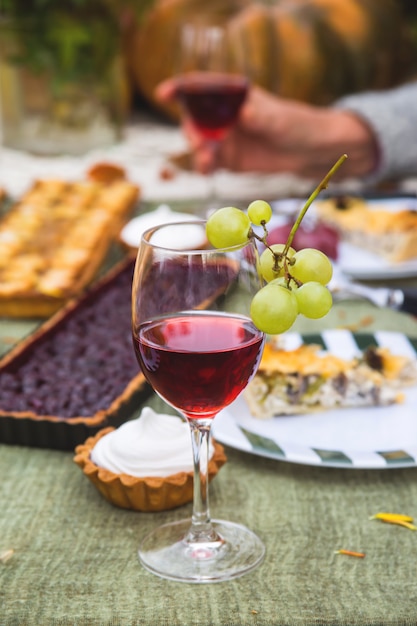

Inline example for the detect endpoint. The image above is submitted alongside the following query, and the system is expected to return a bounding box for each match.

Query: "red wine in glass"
[176,72,249,141]
[134,311,264,420]
[174,23,249,208]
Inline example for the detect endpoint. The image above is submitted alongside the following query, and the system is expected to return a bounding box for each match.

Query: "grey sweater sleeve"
[333,80,417,182]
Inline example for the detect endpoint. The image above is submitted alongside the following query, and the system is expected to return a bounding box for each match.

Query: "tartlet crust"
[73,427,227,512]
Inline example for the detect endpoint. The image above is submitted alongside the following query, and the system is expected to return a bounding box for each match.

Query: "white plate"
[120,204,203,250]
[271,196,417,280]
[337,241,417,280]
[212,330,417,469]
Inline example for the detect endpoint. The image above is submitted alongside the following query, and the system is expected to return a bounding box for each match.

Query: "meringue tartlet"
[74,408,227,511]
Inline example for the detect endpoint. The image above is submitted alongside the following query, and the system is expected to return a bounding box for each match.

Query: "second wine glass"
[174,22,249,209]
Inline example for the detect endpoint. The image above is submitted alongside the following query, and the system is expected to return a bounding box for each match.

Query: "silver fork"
[329,275,417,314]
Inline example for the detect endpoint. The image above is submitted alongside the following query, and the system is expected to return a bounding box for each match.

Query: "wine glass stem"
[186,418,219,543]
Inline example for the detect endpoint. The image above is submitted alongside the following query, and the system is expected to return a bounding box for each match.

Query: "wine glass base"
[138,518,265,583]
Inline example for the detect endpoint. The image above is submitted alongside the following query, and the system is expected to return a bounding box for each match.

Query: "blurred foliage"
[0,0,154,86]
[397,0,417,70]
[0,0,150,15]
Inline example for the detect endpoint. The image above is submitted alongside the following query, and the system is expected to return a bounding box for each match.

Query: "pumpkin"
[126,0,414,118]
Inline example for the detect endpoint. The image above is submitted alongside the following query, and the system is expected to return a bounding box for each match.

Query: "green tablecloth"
[2,300,417,626]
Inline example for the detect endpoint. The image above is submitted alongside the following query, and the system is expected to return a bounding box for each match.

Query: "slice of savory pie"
[244,341,417,419]
[314,196,417,263]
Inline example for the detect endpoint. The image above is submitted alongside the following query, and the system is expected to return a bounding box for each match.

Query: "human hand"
[155,81,378,181]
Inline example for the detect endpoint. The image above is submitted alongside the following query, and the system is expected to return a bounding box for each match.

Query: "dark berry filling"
[0,258,234,419]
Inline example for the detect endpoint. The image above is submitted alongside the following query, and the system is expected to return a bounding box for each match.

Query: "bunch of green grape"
[206,201,333,335]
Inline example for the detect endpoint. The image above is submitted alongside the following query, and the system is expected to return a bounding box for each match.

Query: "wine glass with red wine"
[174,23,249,209]
[132,220,265,583]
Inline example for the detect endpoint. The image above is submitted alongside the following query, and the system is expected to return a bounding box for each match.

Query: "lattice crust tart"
[244,341,417,419]
[314,196,417,263]
[74,426,227,512]
[0,253,238,450]
[0,163,139,318]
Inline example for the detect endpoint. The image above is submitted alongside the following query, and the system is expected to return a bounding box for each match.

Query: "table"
[2,296,417,626]
[2,113,417,625]
[1,110,417,206]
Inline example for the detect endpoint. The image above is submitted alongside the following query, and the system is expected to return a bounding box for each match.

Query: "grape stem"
[250,154,348,281]
[282,154,348,254]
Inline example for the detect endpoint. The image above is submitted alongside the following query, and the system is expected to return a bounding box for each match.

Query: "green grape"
[259,244,296,282]
[206,206,251,249]
[250,283,299,334]
[247,200,272,226]
[290,248,333,285]
[295,281,333,319]
[270,276,298,290]
[269,276,288,287]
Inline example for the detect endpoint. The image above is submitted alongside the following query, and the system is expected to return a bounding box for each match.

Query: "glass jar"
[0,4,129,155]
